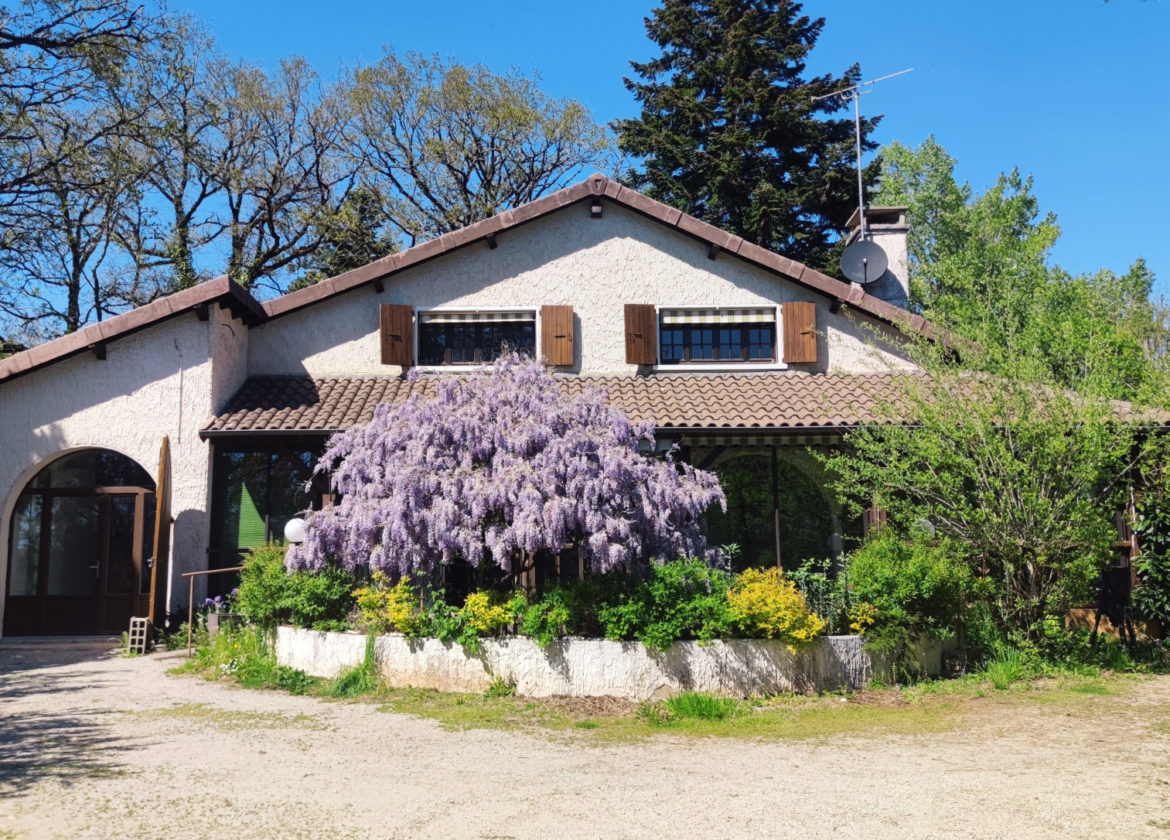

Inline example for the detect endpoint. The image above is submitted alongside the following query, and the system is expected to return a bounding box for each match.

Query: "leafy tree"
[291,185,397,290]
[1134,468,1170,636]
[875,136,1164,403]
[287,353,725,580]
[614,0,876,269]
[347,49,613,245]
[823,358,1140,640]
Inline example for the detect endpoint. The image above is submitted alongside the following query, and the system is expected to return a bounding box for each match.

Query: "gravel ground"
[2,641,1169,839]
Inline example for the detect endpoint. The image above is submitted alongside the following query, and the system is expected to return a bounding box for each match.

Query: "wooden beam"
[194,302,210,321]
[89,342,106,360]
[372,278,384,293]
[485,233,498,250]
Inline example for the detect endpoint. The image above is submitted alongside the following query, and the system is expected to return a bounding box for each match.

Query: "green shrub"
[512,575,631,646]
[1135,489,1170,635]
[483,677,516,698]
[847,530,981,646]
[513,588,571,647]
[598,557,734,650]
[235,543,356,630]
[788,557,852,634]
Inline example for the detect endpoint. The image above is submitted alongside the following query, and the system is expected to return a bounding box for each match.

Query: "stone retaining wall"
[276,627,949,700]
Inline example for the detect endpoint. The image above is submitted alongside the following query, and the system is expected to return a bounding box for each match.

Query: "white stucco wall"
[248,204,917,378]
[0,312,232,634]
[275,627,949,699]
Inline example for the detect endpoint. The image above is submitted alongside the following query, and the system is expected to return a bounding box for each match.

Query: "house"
[0,174,930,637]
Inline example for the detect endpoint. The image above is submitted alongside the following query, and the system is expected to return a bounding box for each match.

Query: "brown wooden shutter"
[148,435,171,627]
[782,301,818,364]
[624,304,657,366]
[380,304,413,367]
[862,503,887,537]
[540,305,575,366]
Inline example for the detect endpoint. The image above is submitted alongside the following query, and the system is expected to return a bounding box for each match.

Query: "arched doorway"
[5,449,156,635]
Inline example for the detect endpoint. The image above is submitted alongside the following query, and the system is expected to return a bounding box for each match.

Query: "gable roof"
[0,275,264,384]
[0,174,939,386]
[262,174,938,341]
[201,371,917,438]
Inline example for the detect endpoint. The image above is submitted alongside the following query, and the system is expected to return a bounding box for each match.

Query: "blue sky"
[178,0,1170,296]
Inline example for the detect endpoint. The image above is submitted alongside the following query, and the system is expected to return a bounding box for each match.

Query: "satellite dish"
[840,240,888,284]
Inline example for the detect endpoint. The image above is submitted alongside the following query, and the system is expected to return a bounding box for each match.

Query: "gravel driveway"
[2,640,1169,839]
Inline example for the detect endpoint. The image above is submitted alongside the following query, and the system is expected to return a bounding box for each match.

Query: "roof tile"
[201,371,919,436]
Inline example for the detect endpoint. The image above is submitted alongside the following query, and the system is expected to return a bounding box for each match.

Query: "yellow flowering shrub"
[353,574,424,635]
[849,601,877,635]
[728,567,825,650]
[459,591,513,636]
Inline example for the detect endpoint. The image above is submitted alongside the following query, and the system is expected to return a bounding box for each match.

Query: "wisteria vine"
[286,353,725,577]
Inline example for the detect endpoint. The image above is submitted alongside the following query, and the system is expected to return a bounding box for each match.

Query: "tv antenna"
[812,67,913,245]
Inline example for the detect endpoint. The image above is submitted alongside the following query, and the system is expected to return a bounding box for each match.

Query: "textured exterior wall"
[0,313,229,634]
[276,627,947,699]
[249,204,917,377]
[209,307,249,414]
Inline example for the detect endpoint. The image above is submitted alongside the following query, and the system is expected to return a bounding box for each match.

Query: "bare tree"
[115,16,223,290]
[208,56,357,293]
[0,108,142,337]
[0,1,158,206]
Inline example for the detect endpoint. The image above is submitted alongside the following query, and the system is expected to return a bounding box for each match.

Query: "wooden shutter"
[540,305,575,366]
[147,436,171,626]
[782,301,818,364]
[862,503,887,537]
[624,304,657,366]
[380,304,413,367]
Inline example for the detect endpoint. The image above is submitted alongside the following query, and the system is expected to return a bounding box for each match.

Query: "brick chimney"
[845,206,910,310]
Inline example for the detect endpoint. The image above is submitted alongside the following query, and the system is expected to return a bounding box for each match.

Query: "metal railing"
[181,566,243,656]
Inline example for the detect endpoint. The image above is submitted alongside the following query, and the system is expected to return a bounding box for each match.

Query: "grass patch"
[983,648,1031,690]
[662,691,742,722]
[327,633,382,698]
[1069,683,1110,695]
[125,702,325,731]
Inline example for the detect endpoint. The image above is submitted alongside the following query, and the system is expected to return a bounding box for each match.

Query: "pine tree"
[615,0,877,270]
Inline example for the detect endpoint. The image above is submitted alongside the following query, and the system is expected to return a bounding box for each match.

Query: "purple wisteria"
[286,353,725,577]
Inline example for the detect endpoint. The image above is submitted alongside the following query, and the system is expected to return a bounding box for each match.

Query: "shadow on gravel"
[0,708,130,795]
[0,648,121,701]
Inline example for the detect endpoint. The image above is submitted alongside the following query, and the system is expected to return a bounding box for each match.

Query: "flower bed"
[275,626,951,700]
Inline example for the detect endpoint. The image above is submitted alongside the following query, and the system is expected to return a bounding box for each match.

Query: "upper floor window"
[417,310,536,366]
[657,308,776,365]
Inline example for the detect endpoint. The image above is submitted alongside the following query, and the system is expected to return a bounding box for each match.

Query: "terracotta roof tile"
[201,371,919,437]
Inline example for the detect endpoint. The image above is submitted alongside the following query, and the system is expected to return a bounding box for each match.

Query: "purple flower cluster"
[287,353,725,576]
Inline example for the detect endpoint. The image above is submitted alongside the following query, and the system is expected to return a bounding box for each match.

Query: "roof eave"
[0,276,266,385]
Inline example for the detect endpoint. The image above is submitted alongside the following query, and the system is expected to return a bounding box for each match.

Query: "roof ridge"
[260,173,944,345]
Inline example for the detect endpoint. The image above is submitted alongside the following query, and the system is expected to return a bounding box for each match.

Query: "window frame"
[413,306,540,371]
[652,305,787,372]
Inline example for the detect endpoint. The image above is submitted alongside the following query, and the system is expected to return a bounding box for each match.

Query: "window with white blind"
[657,307,777,364]
[417,310,536,366]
